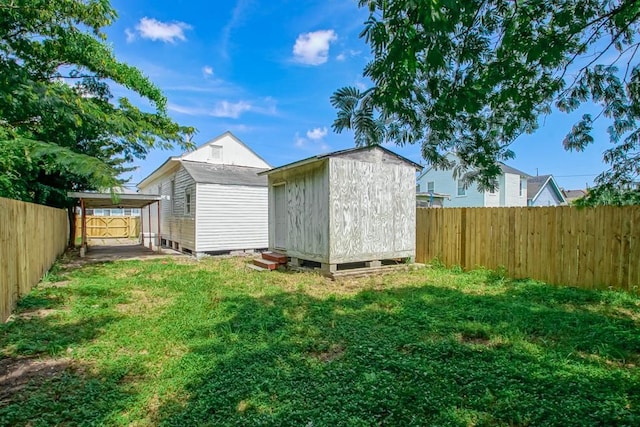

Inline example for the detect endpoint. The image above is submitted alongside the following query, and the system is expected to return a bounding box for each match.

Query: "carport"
[67,192,162,257]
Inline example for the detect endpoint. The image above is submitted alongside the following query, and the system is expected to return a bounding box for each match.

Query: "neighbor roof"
[563,189,588,201]
[499,163,530,177]
[259,145,423,176]
[527,174,566,203]
[181,161,268,186]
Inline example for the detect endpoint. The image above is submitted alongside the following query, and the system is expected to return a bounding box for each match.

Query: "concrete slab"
[83,240,183,262]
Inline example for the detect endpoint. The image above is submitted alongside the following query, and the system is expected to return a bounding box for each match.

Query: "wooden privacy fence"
[0,197,68,322]
[74,215,140,239]
[416,206,640,292]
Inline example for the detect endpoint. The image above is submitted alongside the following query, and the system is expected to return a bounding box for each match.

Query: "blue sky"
[107,0,610,191]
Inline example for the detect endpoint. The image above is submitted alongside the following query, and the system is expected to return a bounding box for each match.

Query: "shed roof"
[67,192,161,209]
[181,161,268,186]
[259,145,423,176]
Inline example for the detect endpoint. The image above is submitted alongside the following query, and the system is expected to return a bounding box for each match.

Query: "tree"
[0,0,194,208]
[332,0,640,193]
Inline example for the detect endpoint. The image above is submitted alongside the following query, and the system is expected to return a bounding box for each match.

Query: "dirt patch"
[0,357,72,403]
[310,344,345,363]
[40,280,72,289]
[459,332,491,346]
[15,308,60,320]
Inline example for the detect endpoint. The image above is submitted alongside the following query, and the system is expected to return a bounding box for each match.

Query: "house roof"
[417,152,530,181]
[563,189,588,201]
[259,145,423,176]
[498,163,530,177]
[187,131,271,168]
[138,131,269,189]
[181,161,268,186]
[527,174,566,203]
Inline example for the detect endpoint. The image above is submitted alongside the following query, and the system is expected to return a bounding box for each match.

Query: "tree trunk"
[67,205,77,248]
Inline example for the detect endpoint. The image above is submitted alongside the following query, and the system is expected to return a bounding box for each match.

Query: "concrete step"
[261,251,287,264]
[253,258,279,270]
[247,263,268,272]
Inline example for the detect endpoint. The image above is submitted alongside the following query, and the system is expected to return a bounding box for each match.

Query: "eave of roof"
[67,192,161,209]
[259,145,422,176]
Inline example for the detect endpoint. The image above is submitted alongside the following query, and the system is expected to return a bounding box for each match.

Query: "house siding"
[502,174,528,207]
[182,133,269,168]
[531,185,563,206]
[195,183,268,252]
[139,166,196,251]
[417,166,485,207]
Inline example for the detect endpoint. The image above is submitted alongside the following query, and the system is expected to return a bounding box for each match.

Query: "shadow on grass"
[154,283,640,426]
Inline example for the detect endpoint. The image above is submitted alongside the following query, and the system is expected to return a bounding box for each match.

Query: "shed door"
[274,184,287,249]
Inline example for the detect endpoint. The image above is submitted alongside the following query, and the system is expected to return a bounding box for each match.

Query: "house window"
[416,184,421,193]
[457,180,466,196]
[111,208,123,216]
[427,181,435,193]
[520,179,525,197]
[210,145,222,161]
[185,188,192,215]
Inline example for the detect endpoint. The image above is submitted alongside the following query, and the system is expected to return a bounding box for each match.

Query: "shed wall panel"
[328,157,415,263]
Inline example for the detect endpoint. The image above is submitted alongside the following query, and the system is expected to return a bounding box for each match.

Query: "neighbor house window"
[457,180,466,196]
[185,188,192,215]
[416,184,421,193]
[427,181,435,193]
[520,179,525,196]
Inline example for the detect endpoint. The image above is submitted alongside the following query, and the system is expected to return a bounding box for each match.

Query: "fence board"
[416,206,640,292]
[0,197,68,322]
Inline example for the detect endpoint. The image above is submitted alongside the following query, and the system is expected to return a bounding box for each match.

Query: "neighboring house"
[416,192,450,207]
[138,131,270,255]
[416,153,529,207]
[259,145,421,275]
[527,174,566,206]
[562,189,588,204]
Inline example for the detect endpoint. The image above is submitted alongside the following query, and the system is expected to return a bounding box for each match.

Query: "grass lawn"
[1,256,639,426]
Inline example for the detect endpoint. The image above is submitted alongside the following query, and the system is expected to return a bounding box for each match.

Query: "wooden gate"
[75,215,140,238]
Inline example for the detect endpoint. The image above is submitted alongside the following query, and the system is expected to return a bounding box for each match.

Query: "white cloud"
[211,100,252,118]
[134,17,192,43]
[295,128,330,151]
[293,30,337,65]
[336,49,361,61]
[294,132,306,147]
[306,127,328,141]
[125,28,136,43]
[167,103,210,116]
[202,66,214,77]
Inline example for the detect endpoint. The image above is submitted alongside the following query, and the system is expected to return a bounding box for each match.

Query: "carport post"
[80,198,87,257]
[157,201,161,249]
[147,204,152,250]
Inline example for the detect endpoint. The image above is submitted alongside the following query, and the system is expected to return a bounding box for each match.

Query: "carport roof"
[67,192,161,209]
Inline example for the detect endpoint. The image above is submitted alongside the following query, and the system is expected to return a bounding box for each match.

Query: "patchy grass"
[1,257,639,426]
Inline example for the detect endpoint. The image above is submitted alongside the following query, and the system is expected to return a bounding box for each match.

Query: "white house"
[416,153,529,207]
[138,131,270,256]
[527,174,566,206]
